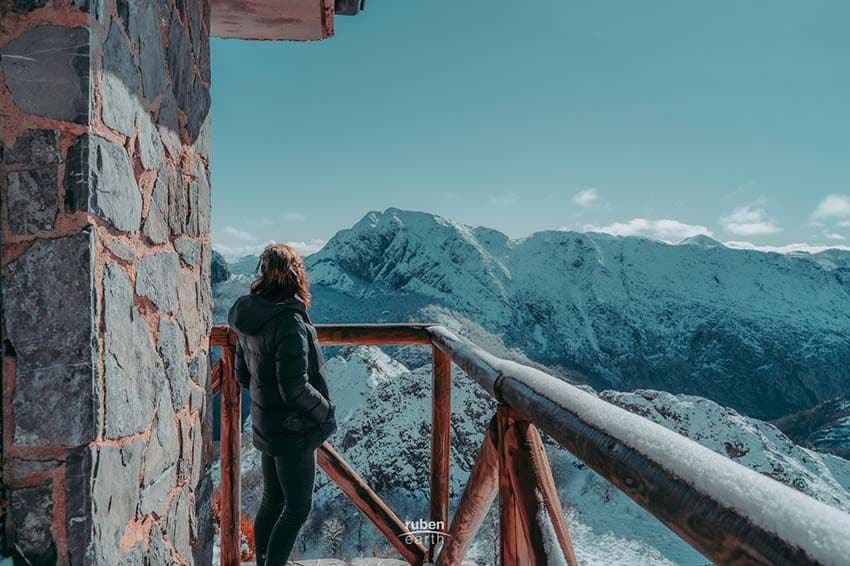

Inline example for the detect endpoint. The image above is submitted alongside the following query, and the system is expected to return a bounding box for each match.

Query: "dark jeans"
[254,446,317,566]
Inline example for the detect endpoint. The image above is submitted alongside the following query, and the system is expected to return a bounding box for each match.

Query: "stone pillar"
[1,0,213,563]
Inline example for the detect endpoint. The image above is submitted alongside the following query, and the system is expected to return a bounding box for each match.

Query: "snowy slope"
[304,208,850,420]
[774,395,850,459]
[219,347,850,565]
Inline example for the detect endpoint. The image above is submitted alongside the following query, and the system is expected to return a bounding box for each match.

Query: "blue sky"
[210,0,850,258]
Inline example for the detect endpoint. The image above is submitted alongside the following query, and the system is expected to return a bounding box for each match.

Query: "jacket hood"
[228,295,308,335]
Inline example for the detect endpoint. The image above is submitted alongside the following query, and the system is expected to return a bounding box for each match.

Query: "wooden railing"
[210,324,850,565]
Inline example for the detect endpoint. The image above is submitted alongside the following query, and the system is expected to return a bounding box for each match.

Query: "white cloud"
[214,239,326,261]
[838,220,850,228]
[812,194,850,219]
[284,212,306,222]
[223,225,257,242]
[825,233,846,241]
[720,204,781,236]
[724,241,850,254]
[283,239,326,255]
[573,188,599,208]
[488,192,519,207]
[583,218,713,241]
[213,242,272,259]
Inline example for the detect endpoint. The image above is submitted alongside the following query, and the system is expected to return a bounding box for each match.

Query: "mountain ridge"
[299,208,850,420]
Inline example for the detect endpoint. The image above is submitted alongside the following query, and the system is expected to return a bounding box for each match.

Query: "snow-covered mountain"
[774,395,850,459]
[210,208,850,563]
[304,208,850,420]
[214,346,850,565]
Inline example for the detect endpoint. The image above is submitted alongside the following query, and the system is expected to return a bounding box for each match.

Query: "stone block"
[185,76,210,144]
[9,458,61,480]
[0,26,89,123]
[2,231,96,446]
[139,406,178,519]
[146,524,175,563]
[177,411,203,488]
[165,484,192,559]
[65,446,93,566]
[192,471,214,565]
[184,0,202,55]
[11,0,48,13]
[135,252,180,312]
[103,263,164,437]
[142,165,170,244]
[158,88,182,159]
[129,0,166,100]
[138,466,175,518]
[192,111,211,159]
[187,160,210,237]
[73,0,108,22]
[101,20,141,135]
[10,483,57,562]
[199,28,210,84]
[137,108,164,170]
[107,239,135,262]
[121,543,145,566]
[167,11,193,114]
[5,129,63,234]
[177,272,207,352]
[90,439,144,564]
[187,349,208,389]
[187,350,208,412]
[167,168,189,235]
[143,392,179,484]
[158,318,190,409]
[65,135,143,232]
[174,237,201,268]
[7,167,57,234]
[116,0,130,33]
[4,129,60,166]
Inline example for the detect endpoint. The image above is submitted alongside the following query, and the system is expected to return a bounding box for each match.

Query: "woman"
[228,244,337,566]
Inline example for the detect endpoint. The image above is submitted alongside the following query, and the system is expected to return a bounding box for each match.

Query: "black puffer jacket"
[228,295,337,455]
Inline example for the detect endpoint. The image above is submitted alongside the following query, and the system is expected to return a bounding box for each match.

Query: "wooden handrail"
[210,323,434,348]
[209,323,850,566]
[428,325,850,566]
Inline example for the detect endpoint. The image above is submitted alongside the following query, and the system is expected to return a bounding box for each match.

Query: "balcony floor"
[240,560,409,565]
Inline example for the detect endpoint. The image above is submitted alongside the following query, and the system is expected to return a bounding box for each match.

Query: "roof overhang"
[210,0,336,41]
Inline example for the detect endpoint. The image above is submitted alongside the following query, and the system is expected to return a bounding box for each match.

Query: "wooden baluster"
[506,418,578,566]
[317,442,427,565]
[430,345,452,562]
[219,342,241,566]
[436,417,499,566]
[497,405,530,565]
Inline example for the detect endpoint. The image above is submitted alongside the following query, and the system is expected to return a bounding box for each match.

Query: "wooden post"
[436,417,499,566]
[497,405,529,566]
[430,345,452,562]
[506,420,578,566]
[219,343,241,566]
[317,442,428,565]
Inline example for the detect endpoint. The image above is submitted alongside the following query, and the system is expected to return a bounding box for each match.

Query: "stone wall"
[1,0,213,563]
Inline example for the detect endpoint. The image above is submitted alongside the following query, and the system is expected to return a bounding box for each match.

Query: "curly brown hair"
[250,244,311,307]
